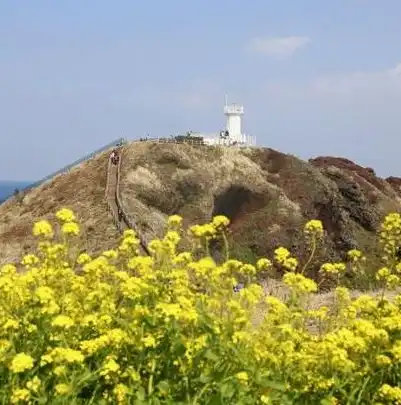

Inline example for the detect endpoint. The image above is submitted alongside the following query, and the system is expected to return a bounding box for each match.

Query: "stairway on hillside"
[105,152,149,255]
[106,158,127,232]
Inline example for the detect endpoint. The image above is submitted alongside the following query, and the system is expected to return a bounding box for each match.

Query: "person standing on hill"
[110,149,119,165]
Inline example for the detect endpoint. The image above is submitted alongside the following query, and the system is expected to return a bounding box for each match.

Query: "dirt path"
[105,150,150,255]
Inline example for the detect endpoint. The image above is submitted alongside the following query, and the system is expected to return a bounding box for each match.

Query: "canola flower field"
[2,208,401,404]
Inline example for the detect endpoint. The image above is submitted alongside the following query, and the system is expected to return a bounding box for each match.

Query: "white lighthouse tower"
[195,96,255,146]
[224,96,245,144]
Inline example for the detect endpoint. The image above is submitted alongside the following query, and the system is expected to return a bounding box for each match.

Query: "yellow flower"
[48,348,85,364]
[378,384,401,403]
[167,215,183,229]
[51,315,75,329]
[55,208,76,223]
[376,267,391,281]
[304,219,324,237]
[282,272,317,293]
[212,215,230,230]
[347,249,363,261]
[9,353,34,373]
[375,355,392,367]
[188,223,216,239]
[274,247,290,261]
[61,221,80,236]
[11,388,30,404]
[77,253,92,264]
[7,208,401,403]
[235,371,249,383]
[21,254,39,267]
[260,395,272,404]
[274,247,298,271]
[103,249,118,259]
[123,229,136,239]
[100,357,120,376]
[55,383,71,396]
[53,366,67,376]
[32,220,53,238]
[113,383,129,403]
[141,335,157,348]
[26,376,41,393]
[256,258,272,271]
[320,262,346,275]
[0,263,17,275]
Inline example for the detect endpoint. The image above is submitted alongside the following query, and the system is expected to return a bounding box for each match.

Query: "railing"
[138,137,205,146]
[116,151,150,255]
[24,137,126,192]
[19,135,254,197]
[105,156,122,232]
[132,136,257,147]
[105,145,150,255]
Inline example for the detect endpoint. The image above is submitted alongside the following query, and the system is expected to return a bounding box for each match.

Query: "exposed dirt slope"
[118,143,401,279]
[0,151,120,265]
[1,142,401,285]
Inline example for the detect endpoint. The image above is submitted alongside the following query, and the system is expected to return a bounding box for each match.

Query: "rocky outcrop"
[116,144,401,281]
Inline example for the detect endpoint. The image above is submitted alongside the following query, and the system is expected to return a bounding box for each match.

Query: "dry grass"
[0,151,120,265]
[118,142,281,244]
[252,277,401,334]
[115,142,401,284]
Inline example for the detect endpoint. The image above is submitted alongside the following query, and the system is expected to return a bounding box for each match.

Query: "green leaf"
[199,373,213,383]
[209,393,223,405]
[205,349,220,362]
[156,380,170,395]
[135,386,146,401]
[258,377,287,392]
[220,381,236,398]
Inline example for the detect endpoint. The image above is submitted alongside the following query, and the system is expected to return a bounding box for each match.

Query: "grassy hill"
[0,152,120,264]
[1,140,401,287]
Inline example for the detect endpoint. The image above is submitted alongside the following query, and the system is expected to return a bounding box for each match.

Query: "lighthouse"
[224,96,244,144]
[193,96,255,146]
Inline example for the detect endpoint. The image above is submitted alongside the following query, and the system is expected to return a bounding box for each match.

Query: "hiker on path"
[110,149,119,165]
[118,207,123,222]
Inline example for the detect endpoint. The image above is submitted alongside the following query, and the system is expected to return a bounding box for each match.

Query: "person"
[233,283,244,293]
[110,149,119,165]
[118,207,123,222]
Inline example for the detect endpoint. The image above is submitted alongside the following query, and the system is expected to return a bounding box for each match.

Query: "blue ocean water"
[0,181,31,203]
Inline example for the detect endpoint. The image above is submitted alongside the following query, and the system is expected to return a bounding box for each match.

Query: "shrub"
[1,209,401,403]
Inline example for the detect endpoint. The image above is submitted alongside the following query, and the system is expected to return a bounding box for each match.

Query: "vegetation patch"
[1,209,401,403]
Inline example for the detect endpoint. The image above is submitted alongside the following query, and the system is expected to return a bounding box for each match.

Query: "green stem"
[301,237,316,275]
[191,383,212,405]
[147,358,157,396]
[205,237,210,257]
[222,231,230,262]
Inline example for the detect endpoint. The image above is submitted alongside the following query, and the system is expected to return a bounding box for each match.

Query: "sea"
[0,181,31,204]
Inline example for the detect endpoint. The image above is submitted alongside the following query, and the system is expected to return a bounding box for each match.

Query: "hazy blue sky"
[1,1,401,180]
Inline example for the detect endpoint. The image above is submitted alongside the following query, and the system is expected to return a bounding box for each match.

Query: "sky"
[1,1,401,181]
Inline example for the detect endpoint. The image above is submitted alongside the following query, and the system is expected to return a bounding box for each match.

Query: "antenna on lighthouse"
[224,94,228,107]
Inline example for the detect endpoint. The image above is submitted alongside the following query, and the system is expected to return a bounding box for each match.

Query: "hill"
[0,152,121,264]
[0,181,31,203]
[1,140,401,284]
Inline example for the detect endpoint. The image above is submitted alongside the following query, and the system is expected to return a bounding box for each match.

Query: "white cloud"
[248,36,310,59]
[265,63,401,102]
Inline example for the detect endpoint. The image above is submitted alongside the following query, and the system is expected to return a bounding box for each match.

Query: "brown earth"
[0,151,120,265]
[1,141,401,288]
